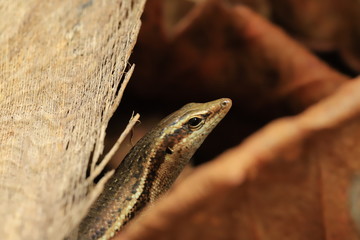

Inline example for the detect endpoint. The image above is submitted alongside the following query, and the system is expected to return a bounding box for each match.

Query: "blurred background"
[104,0,360,168]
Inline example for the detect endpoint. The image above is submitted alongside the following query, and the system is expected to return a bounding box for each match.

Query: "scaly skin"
[78,98,232,240]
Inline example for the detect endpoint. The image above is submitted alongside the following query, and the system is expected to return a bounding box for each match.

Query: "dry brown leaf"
[117,76,360,240]
[111,2,360,240]
[268,0,342,50]
[225,0,360,71]
[126,2,351,162]
[264,0,360,71]
[339,1,360,71]
[130,1,349,113]
[169,2,350,110]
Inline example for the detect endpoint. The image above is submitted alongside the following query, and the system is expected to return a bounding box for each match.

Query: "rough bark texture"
[0,1,145,239]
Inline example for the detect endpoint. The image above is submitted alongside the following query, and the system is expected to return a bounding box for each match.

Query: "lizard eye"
[187,117,204,130]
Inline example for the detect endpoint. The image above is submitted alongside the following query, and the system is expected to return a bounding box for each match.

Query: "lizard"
[78,98,232,240]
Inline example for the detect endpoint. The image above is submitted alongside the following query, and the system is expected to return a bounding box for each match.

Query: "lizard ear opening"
[165,147,174,154]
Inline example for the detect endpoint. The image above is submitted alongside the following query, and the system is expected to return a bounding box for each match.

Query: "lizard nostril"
[220,99,231,108]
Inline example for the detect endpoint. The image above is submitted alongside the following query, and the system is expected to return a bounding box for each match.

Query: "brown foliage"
[119,79,360,240]
[114,0,360,239]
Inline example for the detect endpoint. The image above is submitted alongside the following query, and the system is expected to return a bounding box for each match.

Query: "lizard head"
[148,98,232,200]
